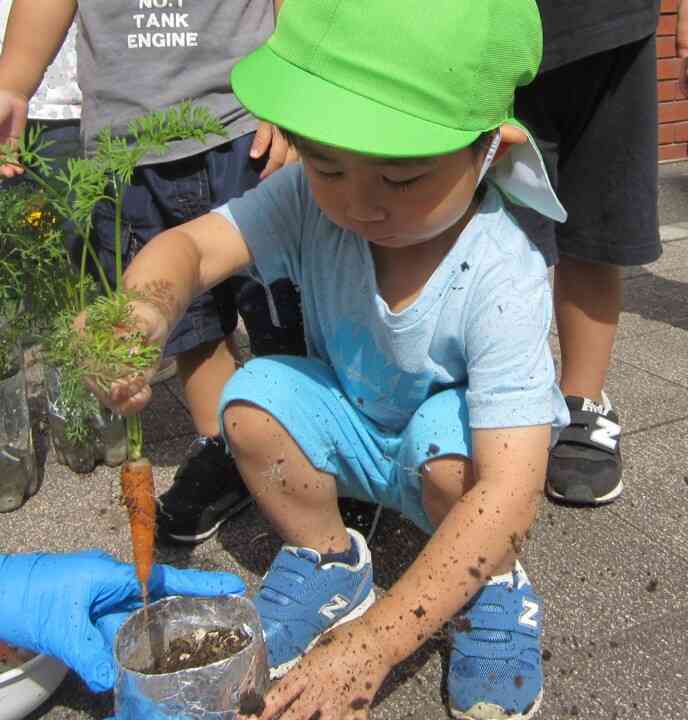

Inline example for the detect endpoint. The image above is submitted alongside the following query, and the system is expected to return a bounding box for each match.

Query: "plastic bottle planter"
[44,365,127,474]
[115,595,269,720]
[0,344,39,513]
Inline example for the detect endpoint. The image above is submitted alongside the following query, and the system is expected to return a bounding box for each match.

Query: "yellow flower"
[26,209,44,228]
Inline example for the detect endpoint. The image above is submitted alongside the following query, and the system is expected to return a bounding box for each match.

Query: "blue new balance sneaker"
[448,562,543,719]
[254,528,375,678]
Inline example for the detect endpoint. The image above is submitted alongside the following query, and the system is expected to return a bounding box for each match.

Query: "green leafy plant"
[0,183,74,376]
[0,102,226,456]
[43,292,160,449]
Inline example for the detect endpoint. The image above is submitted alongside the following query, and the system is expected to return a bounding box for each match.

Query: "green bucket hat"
[231,0,566,222]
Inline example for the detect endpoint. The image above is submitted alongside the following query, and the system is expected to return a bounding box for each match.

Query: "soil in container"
[139,627,252,675]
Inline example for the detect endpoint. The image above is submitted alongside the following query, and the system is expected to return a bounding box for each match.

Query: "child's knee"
[421,455,475,524]
[222,401,269,457]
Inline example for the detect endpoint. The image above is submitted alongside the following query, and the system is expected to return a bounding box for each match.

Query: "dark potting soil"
[141,627,251,674]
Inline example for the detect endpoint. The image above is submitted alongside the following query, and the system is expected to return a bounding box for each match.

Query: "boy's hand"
[243,618,391,720]
[0,89,29,177]
[75,300,169,416]
[250,121,299,179]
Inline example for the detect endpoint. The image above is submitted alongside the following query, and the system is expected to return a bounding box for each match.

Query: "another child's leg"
[515,37,660,507]
[176,338,238,437]
[159,137,305,542]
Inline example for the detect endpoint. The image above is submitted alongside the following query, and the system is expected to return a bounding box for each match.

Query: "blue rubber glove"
[0,550,245,693]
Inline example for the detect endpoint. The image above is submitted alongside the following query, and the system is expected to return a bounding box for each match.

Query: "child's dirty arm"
[363,424,549,667]
[122,212,253,336]
[253,424,549,720]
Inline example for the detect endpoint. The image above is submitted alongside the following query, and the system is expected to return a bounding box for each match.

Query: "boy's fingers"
[285,145,300,166]
[253,675,304,720]
[0,163,24,178]
[114,387,152,416]
[95,379,151,416]
[259,147,286,179]
[250,122,273,159]
[343,712,369,720]
[259,129,290,179]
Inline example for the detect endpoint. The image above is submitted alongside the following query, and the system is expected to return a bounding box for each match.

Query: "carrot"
[121,457,156,598]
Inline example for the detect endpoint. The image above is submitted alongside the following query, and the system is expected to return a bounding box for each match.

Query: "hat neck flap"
[488,130,567,223]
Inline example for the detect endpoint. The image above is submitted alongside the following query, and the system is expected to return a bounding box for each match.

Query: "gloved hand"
[0,550,245,692]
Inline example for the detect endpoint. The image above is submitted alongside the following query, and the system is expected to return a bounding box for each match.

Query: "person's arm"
[678,0,688,96]
[0,0,75,99]
[253,424,548,720]
[0,0,75,175]
[122,213,252,336]
[362,425,547,661]
[250,0,298,178]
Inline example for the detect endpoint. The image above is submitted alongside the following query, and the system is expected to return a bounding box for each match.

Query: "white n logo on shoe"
[590,417,620,451]
[519,598,540,629]
[320,594,350,620]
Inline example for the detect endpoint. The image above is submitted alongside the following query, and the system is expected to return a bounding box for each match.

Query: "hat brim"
[232,46,567,222]
[231,45,483,158]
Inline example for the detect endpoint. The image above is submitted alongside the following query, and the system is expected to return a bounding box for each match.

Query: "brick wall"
[658,0,688,161]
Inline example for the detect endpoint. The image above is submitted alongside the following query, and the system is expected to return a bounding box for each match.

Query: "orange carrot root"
[121,458,156,596]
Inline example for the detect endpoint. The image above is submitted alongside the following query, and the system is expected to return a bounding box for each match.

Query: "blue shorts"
[218,356,472,535]
[92,134,304,358]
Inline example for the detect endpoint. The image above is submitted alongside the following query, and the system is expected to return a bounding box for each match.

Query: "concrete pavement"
[2,180,688,719]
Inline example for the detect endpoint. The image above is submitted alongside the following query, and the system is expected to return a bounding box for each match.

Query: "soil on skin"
[0,642,34,672]
[239,690,266,716]
[141,627,251,674]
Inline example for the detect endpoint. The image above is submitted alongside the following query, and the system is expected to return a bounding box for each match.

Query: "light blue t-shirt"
[213,164,569,434]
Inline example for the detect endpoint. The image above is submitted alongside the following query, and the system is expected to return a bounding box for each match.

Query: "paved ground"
[3,171,688,719]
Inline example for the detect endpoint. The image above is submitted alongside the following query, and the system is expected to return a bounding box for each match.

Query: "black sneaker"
[547,392,622,506]
[157,436,253,544]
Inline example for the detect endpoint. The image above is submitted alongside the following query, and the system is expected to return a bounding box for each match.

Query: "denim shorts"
[219,355,474,535]
[92,133,304,357]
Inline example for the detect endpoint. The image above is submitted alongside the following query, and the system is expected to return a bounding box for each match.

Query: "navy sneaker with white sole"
[254,527,375,679]
[547,392,622,506]
[449,562,544,720]
[157,436,253,545]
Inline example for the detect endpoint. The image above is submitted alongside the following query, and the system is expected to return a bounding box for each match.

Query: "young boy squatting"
[97,1,570,718]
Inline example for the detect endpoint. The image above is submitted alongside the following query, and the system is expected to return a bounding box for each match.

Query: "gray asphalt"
[3,169,688,719]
